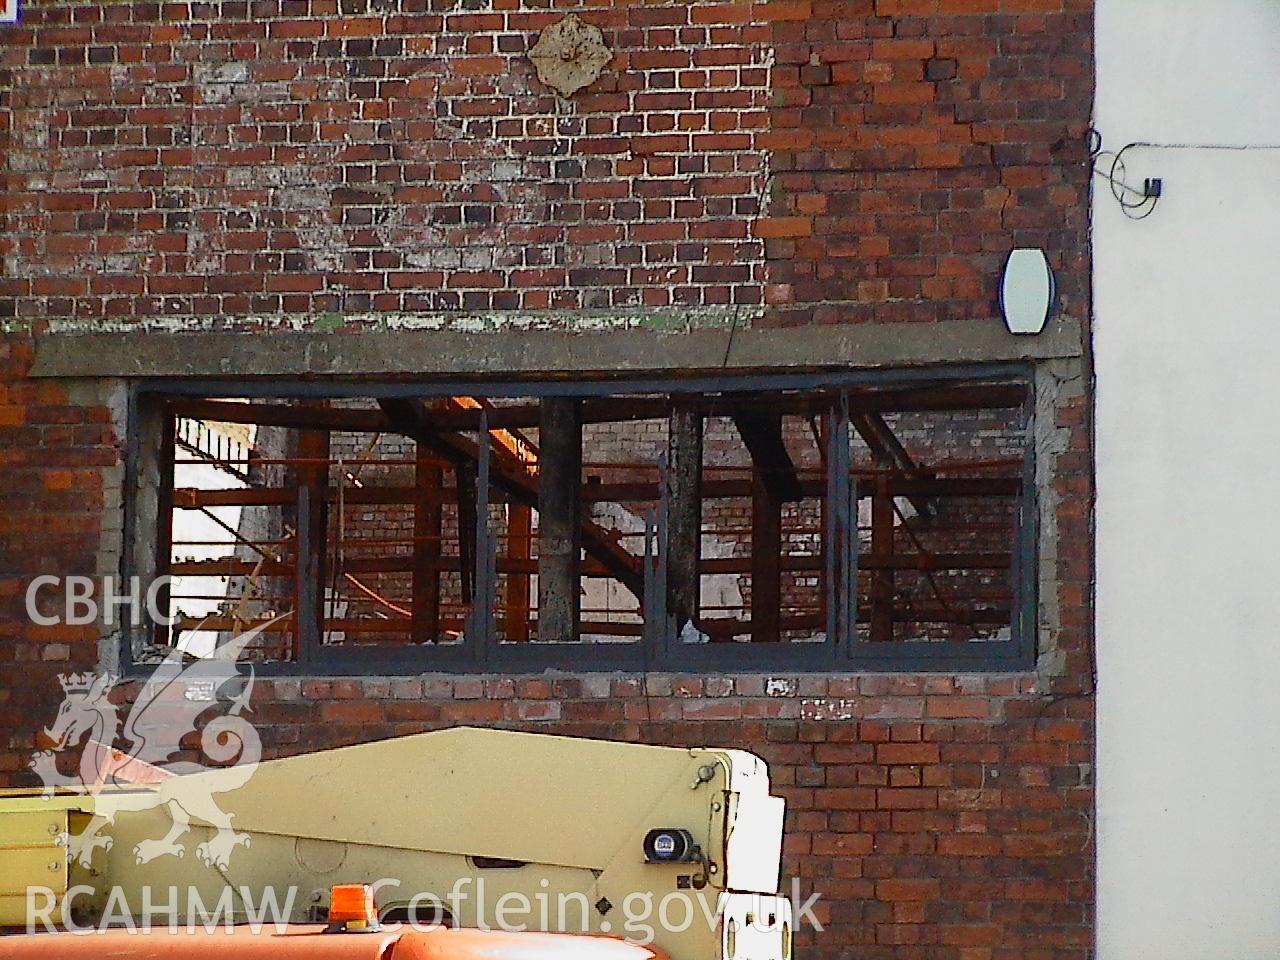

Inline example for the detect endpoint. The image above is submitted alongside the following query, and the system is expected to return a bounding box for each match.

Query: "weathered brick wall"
[0,0,772,318]
[0,336,112,777]
[97,671,1090,957]
[760,2,1093,327]
[0,1,1091,326]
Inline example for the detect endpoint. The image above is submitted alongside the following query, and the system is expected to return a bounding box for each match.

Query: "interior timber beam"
[293,417,329,662]
[750,462,784,642]
[732,409,804,503]
[666,402,703,635]
[850,412,934,519]
[847,382,1026,413]
[412,445,443,642]
[168,383,1026,437]
[454,458,478,605]
[167,399,389,432]
[537,399,582,642]
[377,397,645,599]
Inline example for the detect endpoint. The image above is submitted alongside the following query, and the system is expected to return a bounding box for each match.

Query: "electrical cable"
[1107,144,1159,220]
[1088,131,1161,220]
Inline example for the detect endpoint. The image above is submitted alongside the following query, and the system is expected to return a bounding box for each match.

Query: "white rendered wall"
[1095,4,1280,958]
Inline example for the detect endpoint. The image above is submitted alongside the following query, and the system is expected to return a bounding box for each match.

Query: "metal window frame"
[120,363,1038,676]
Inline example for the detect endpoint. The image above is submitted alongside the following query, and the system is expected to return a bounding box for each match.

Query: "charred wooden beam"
[666,402,703,634]
[412,444,443,642]
[455,459,478,605]
[751,450,784,643]
[167,396,671,434]
[732,409,804,502]
[537,399,582,642]
[847,382,1026,413]
[377,398,645,600]
[168,399,388,433]
[294,422,329,660]
[850,411,934,519]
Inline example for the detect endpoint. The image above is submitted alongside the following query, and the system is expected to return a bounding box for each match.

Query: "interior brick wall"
[309,409,1026,640]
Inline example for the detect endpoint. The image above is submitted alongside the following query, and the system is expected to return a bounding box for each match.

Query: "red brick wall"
[0,369,1096,960]
[0,335,111,776]
[0,2,1091,324]
[0,361,1093,954]
[99,671,1089,958]
[760,3,1093,327]
[0,1,773,318]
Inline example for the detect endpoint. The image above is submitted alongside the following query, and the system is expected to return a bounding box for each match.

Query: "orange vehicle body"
[0,925,672,960]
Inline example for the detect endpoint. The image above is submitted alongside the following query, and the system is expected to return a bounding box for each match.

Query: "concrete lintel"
[29,317,1083,379]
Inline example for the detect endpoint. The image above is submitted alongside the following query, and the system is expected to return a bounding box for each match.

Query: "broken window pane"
[140,377,1032,670]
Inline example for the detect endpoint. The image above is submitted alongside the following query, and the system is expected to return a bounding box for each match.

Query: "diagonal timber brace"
[378,398,645,600]
[731,410,804,503]
[849,411,935,519]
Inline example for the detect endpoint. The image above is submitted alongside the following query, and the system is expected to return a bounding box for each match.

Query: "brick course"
[762,2,1092,327]
[0,335,111,773]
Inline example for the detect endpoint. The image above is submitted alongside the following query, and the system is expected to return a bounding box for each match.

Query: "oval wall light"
[999,248,1056,335]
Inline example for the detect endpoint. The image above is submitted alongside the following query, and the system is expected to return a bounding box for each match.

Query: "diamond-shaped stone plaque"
[529,14,612,98]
